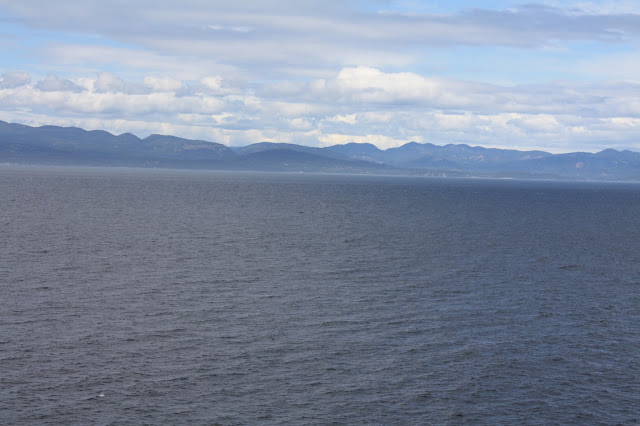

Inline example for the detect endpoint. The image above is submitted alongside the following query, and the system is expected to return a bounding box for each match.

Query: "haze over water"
[1,166,639,424]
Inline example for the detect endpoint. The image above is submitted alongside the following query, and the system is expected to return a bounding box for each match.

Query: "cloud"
[288,117,314,130]
[5,1,640,80]
[326,114,357,124]
[201,76,222,90]
[300,67,640,120]
[447,4,640,46]
[572,51,640,81]
[1,2,640,153]
[42,44,241,82]
[546,0,640,15]
[0,79,226,117]
[93,72,126,93]
[2,66,640,153]
[7,1,640,47]
[0,71,31,88]
[36,74,84,92]
[143,76,183,92]
[331,66,441,104]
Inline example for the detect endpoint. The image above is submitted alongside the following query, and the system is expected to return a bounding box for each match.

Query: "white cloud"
[93,72,126,93]
[507,114,562,132]
[335,67,436,99]
[201,76,222,90]
[288,117,314,130]
[1,2,640,152]
[143,76,183,92]
[2,66,640,152]
[0,82,226,116]
[326,114,357,124]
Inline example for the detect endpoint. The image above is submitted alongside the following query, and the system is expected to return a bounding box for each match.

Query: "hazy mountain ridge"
[1,120,639,181]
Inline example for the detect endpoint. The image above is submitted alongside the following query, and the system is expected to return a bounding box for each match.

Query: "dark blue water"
[1,166,639,425]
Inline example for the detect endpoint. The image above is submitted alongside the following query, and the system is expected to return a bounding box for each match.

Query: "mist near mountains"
[2,120,640,181]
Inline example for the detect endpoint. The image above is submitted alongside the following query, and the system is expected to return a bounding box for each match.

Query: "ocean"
[1,166,639,424]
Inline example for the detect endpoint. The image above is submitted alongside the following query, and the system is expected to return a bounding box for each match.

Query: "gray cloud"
[36,74,84,92]
[445,4,640,46]
[0,71,31,88]
[5,1,639,42]
[2,1,639,75]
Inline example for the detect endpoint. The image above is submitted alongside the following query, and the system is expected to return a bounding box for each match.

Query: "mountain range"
[2,120,640,181]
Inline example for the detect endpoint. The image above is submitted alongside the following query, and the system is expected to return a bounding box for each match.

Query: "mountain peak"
[2,121,640,180]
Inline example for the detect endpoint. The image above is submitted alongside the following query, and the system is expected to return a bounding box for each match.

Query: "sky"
[1,1,639,153]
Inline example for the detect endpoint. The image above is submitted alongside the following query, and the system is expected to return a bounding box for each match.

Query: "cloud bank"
[0,1,639,152]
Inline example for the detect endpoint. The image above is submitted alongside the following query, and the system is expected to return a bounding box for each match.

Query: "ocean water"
[1,166,639,425]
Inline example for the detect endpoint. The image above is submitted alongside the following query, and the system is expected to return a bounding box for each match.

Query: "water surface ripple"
[1,167,639,424]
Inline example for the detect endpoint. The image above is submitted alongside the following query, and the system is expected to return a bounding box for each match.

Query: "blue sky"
[1,0,639,152]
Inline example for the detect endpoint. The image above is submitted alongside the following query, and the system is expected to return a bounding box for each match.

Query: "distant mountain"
[2,120,640,181]
[232,148,393,173]
[324,142,386,163]
[0,120,235,168]
[382,142,551,167]
[501,149,640,180]
[237,142,323,156]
